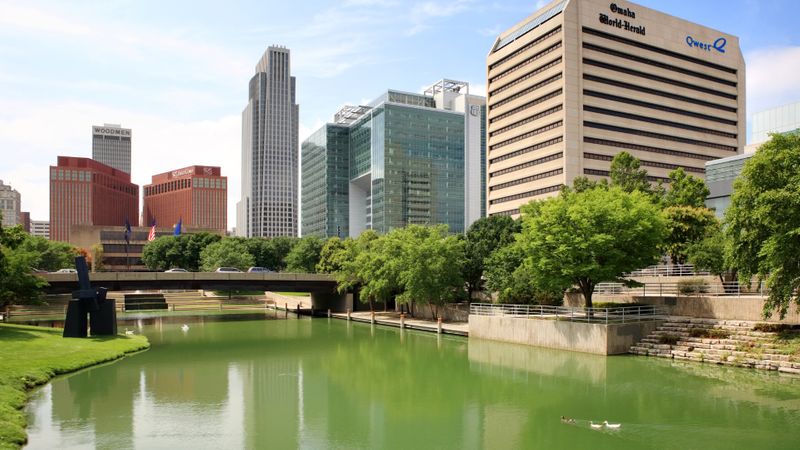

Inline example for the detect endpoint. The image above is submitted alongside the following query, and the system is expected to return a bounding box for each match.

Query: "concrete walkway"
[330,310,469,336]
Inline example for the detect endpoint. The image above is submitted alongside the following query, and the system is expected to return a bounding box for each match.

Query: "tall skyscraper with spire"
[236,46,299,237]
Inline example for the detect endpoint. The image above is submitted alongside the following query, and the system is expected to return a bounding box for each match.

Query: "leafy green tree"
[484,244,562,304]
[316,237,348,274]
[183,232,222,270]
[462,216,520,296]
[666,168,710,208]
[393,225,465,319]
[726,133,800,319]
[518,186,666,307]
[14,234,77,271]
[609,151,652,194]
[91,243,105,272]
[687,229,737,286]
[249,236,296,271]
[356,231,404,311]
[0,223,47,307]
[661,205,719,264]
[285,236,324,273]
[142,236,183,271]
[200,238,255,271]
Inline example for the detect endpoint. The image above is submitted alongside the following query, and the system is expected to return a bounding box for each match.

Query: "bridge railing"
[594,281,768,297]
[469,303,668,324]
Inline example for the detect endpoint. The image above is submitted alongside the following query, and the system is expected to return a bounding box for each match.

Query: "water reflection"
[24,317,800,450]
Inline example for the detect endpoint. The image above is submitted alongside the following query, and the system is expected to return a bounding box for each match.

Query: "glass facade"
[704,153,751,218]
[301,91,469,237]
[751,102,800,144]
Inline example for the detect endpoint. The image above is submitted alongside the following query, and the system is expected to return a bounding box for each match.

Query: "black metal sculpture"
[63,256,117,337]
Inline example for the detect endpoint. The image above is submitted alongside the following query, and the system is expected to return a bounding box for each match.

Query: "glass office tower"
[301,83,484,238]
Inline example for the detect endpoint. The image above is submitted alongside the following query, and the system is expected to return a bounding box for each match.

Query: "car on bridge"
[53,268,77,273]
[247,267,272,273]
[164,268,189,273]
[214,267,242,273]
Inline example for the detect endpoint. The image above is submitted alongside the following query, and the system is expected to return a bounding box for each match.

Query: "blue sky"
[1,0,799,227]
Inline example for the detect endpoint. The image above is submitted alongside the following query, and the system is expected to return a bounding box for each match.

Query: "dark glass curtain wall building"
[301,81,486,237]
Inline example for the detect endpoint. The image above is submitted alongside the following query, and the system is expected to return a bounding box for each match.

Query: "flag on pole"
[124,218,132,244]
[174,217,182,236]
[148,219,156,242]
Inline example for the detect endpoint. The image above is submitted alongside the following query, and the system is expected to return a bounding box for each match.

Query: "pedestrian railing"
[469,303,668,324]
[624,264,710,277]
[594,281,768,297]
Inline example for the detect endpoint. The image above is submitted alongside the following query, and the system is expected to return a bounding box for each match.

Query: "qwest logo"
[685,36,727,54]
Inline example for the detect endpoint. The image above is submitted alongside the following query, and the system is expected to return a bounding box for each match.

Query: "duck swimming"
[590,421,603,429]
[181,324,189,332]
[603,420,621,429]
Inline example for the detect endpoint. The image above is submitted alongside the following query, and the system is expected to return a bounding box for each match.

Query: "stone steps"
[631,317,799,374]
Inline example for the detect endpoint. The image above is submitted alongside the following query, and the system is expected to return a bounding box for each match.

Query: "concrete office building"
[49,157,139,242]
[486,0,745,217]
[92,124,132,174]
[30,220,50,239]
[143,165,228,234]
[301,80,486,238]
[237,46,299,238]
[0,180,21,227]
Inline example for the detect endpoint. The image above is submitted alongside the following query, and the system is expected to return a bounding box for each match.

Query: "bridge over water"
[40,272,350,311]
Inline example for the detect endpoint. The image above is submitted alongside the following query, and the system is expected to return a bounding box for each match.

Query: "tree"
[726,132,800,319]
[183,232,222,271]
[666,168,709,208]
[462,216,520,296]
[484,244,562,304]
[355,231,403,310]
[609,151,651,194]
[393,225,465,319]
[518,186,666,307]
[687,229,737,286]
[13,233,77,271]
[316,237,348,274]
[200,238,255,272]
[285,236,324,273]
[142,236,182,271]
[250,236,296,271]
[0,224,48,307]
[91,243,105,272]
[661,205,719,264]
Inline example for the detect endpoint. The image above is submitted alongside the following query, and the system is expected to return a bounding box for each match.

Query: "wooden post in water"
[400,313,406,329]
[347,308,351,321]
[327,308,331,318]
[437,317,443,334]
[285,303,288,318]
[371,311,375,324]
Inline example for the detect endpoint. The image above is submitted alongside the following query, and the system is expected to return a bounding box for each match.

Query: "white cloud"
[746,46,800,116]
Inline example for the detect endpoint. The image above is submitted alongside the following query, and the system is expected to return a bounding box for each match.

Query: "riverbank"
[328,310,469,336]
[0,324,149,449]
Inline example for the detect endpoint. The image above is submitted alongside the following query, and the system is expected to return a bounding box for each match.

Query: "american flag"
[147,219,156,242]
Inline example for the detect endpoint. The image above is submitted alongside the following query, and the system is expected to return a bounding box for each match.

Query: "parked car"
[215,267,242,273]
[54,268,77,273]
[247,267,272,273]
[164,268,189,273]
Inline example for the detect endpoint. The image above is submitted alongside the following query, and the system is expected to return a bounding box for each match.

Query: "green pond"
[24,315,800,449]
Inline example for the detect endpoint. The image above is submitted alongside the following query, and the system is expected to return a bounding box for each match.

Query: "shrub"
[677,278,709,294]
[752,323,798,333]
[659,333,680,345]
[689,327,730,339]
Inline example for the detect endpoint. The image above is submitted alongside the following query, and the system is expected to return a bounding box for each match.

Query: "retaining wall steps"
[631,317,799,374]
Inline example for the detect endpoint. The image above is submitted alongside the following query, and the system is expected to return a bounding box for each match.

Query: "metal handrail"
[469,303,668,324]
[594,280,768,297]
[624,264,710,277]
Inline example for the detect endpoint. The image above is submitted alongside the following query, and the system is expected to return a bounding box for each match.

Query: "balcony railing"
[469,303,668,324]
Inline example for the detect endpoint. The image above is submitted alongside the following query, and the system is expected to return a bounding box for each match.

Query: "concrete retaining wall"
[635,296,800,324]
[468,315,661,355]
[408,303,470,322]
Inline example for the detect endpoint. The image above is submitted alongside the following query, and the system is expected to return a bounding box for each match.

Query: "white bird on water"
[590,421,603,429]
[181,324,189,332]
[124,329,134,335]
[603,421,621,429]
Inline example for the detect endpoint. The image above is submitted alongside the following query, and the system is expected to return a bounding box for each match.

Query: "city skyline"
[1,0,799,227]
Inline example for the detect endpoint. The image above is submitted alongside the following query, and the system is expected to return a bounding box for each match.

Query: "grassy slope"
[0,324,149,449]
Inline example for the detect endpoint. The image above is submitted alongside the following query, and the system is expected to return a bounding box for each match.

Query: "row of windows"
[490,41,562,85]
[583,152,705,174]
[584,58,737,101]
[489,184,562,205]
[489,73,562,111]
[489,56,562,98]
[582,42,737,87]
[582,27,738,75]
[583,122,737,152]
[490,120,563,151]
[584,74,737,113]
[584,105,737,139]
[490,135,562,163]
[584,168,670,183]
[490,208,521,217]
[489,25,561,71]
[490,168,563,192]
[490,105,563,138]
[490,89,562,124]
[490,150,564,177]
[583,90,737,126]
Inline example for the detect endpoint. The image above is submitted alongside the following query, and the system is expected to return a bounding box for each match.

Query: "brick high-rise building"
[143,165,227,234]
[49,157,139,242]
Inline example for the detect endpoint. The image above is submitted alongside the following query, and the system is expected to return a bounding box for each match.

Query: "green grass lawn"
[274,292,311,297]
[0,324,149,449]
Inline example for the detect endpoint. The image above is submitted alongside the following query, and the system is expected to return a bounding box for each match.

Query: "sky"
[1,0,799,228]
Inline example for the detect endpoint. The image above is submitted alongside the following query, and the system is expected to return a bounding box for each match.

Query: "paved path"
[330,311,469,336]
